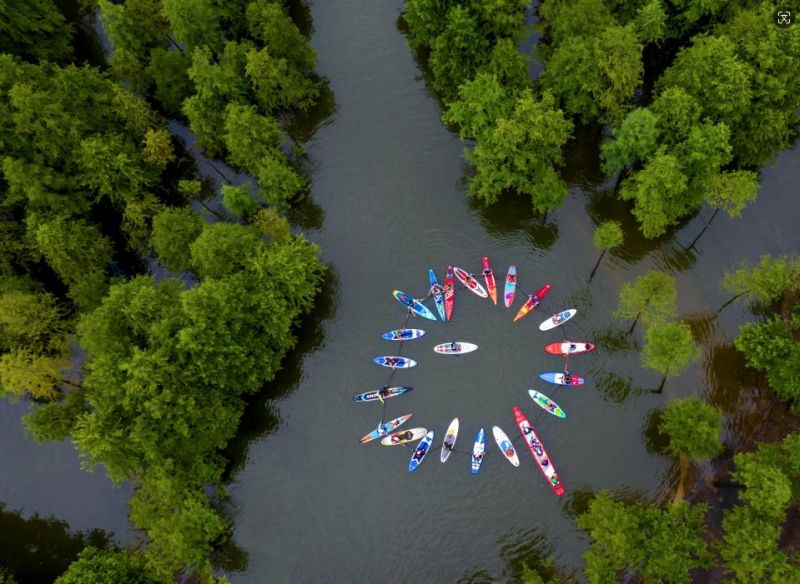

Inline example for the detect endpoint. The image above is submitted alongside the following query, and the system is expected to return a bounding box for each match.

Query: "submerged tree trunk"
[590,249,607,281]
[628,311,642,334]
[672,454,689,505]
[687,208,721,251]
[714,292,745,318]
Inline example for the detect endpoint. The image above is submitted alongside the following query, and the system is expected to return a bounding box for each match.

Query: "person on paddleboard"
[450,341,458,351]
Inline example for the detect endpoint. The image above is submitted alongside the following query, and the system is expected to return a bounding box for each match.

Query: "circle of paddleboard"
[381,427,428,446]
[482,257,497,305]
[513,284,551,322]
[381,328,425,341]
[544,341,595,356]
[433,342,478,355]
[359,414,413,444]
[492,426,520,467]
[428,269,447,322]
[539,372,585,386]
[513,407,565,496]
[441,418,459,463]
[539,309,577,331]
[373,356,417,368]
[528,390,566,419]
[471,427,486,474]
[352,386,413,403]
[453,267,488,299]
[443,265,455,321]
[408,430,435,472]
[504,265,517,308]
[393,290,437,321]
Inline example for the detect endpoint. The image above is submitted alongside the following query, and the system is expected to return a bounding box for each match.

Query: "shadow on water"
[593,371,644,405]
[590,328,638,354]
[642,407,669,456]
[459,526,578,583]
[562,122,607,190]
[212,269,339,574]
[220,267,340,481]
[0,503,111,584]
[584,189,697,268]
[284,82,337,146]
[468,191,559,253]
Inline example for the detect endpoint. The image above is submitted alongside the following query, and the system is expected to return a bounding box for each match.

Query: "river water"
[1,1,800,582]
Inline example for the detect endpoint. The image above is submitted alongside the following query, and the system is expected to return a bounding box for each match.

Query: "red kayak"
[482,256,497,305]
[444,265,455,322]
[544,342,596,356]
[513,284,551,322]
[513,407,564,497]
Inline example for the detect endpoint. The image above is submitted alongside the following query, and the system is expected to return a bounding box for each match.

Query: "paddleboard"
[492,426,520,467]
[453,267,488,299]
[382,329,425,341]
[429,269,446,322]
[433,342,478,355]
[373,356,417,369]
[482,256,497,305]
[504,265,517,308]
[359,414,413,444]
[408,430,435,472]
[381,427,428,446]
[393,290,437,321]
[513,407,564,497]
[471,427,486,474]
[353,386,412,403]
[539,372,584,386]
[441,418,459,463]
[528,390,566,419]
[539,309,577,331]
[513,284,551,322]
[444,265,455,322]
[544,342,595,356]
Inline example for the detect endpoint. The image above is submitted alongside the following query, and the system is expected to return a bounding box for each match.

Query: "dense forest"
[0,0,324,581]
[403,1,800,582]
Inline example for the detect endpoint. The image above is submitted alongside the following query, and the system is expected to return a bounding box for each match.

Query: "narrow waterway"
[1,1,799,582]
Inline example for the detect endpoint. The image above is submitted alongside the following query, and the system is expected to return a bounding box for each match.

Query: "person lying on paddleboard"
[450,342,458,351]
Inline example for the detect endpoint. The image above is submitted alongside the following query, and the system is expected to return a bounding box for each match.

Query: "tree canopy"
[659,397,724,460]
[642,322,699,389]
[614,271,676,332]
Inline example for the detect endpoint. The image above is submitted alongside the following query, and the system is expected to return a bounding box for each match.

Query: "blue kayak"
[381,328,425,341]
[428,269,446,322]
[393,290,437,321]
[408,430,435,472]
[373,356,417,369]
[539,372,585,386]
[471,427,486,475]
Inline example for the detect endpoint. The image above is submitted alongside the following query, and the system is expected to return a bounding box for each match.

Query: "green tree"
[54,547,160,584]
[659,397,723,460]
[145,48,192,117]
[151,207,205,273]
[577,491,711,583]
[722,255,800,306]
[617,151,692,238]
[442,73,516,140]
[686,170,759,250]
[0,0,73,62]
[402,0,454,48]
[614,271,676,333]
[33,218,112,311]
[189,223,262,280]
[643,322,699,392]
[633,0,667,44]
[601,108,659,174]
[160,0,229,53]
[221,184,259,218]
[734,315,800,403]
[590,221,623,279]
[468,90,573,213]
[250,207,291,242]
[429,6,490,101]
